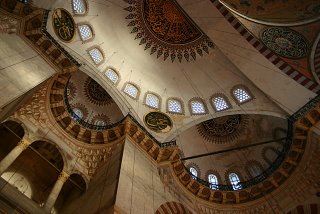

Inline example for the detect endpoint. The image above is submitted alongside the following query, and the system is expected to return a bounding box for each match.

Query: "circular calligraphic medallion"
[52,8,75,42]
[261,27,308,59]
[144,111,173,133]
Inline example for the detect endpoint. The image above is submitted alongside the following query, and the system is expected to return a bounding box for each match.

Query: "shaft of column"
[0,139,30,175]
[44,170,70,213]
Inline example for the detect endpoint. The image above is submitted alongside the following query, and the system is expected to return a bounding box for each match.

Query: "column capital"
[58,170,70,183]
[17,139,31,150]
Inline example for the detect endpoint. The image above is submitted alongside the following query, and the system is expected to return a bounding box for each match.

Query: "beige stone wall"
[115,139,182,214]
[0,34,55,109]
[60,142,124,214]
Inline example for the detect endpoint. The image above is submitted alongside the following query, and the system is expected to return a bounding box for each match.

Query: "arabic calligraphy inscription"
[52,8,76,42]
[144,111,173,133]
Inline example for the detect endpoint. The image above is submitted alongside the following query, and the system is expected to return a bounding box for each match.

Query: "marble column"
[44,170,70,213]
[0,138,31,175]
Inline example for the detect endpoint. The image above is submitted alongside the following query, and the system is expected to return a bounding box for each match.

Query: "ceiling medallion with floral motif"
[84,78,113,106]
[197,115,249,144]
[124,0,214,62]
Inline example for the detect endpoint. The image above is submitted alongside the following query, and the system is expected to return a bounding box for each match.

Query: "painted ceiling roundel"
[84,78,113,106]
[124,0,214,62]
[261,27,308,59]
[197,115,249,144]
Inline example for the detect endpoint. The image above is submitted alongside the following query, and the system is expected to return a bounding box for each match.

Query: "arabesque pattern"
[124,0,214,62]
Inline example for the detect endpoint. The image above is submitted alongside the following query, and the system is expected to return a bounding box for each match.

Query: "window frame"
[104,67,120,85]
[245,160,264,178]
[71,0,88,16]
[231,84,254,105]
[72,108,83,120]
[87,46,104,66]
[166,97,185,115]
[228,172,242,190]
[188,97,208,115]
[210,93,232,112]
[144,92,161,110]
[208,174,219,189]
[77,22,95,43]
[122,82,140,100]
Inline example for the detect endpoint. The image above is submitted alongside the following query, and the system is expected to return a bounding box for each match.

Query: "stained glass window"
[190,167,197,179]
[229,173,242,190]
[72,0,87,15]
[72,108,83,120]
[124,83,138,99]
[145,93,160,109]
[168,99,183,114]
[190,100,206,114]
[88,48,103,65]
[233,87,251,104]
[95,120,106,126]
[105,68,119,84]
[212,96,230,112]
[78,24,93,41]
[208,174,218,189]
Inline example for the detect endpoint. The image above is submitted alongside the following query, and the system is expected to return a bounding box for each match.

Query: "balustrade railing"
[182,94,320,191]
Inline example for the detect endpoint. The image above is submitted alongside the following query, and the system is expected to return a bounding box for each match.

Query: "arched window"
[94,120,106,126]
[247,163,262,177]
[229,173,242,190]
[72,108,83,120]
[263,146,280,165]
[208,174,218,189]
[189,167,198,179]
[211,94,231,112]
[72,0,87,15]
[123,83,139,99]
[167,98,183,114]
[78,24,93,41]
[88,47,104,65]
[189,98,207,115]
[145,93,160,109]
[105,68,119,84]
[232,85,253,104]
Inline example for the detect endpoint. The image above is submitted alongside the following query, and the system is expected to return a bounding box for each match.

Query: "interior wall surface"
[0,34,55,109]
[60,142,124,214]
[114,139,186,214]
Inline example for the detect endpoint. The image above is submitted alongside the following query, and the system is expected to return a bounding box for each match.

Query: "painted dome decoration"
[197,115,249,144]
[124,0,214,62]
[261,27,308,59]
[84,78,113,106]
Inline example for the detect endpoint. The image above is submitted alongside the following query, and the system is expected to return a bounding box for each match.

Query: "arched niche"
[1,140,65,205]
[54,173,87,212]
[0,120,25,160]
